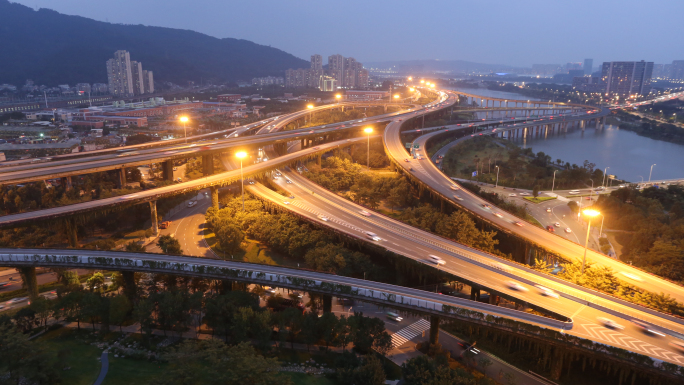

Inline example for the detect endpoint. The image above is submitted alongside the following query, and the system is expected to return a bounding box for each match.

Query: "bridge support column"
[322,294,332,313]
[162,160,174,181]
[470,286,480,301]
[211,186,219,210]
[61,176,72,191]
[550,348,564,381]
[202,154,214,176]
[121,271,137,302]
[316,153,322,166]
[19,267,38,301]
[149,201,159,236]
[118,168,126,189]
[65,217,78,248]
[429,315,440,346]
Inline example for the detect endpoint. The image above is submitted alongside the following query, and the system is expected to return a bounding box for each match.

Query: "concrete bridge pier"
[149,201,159,236]
[301,138,307,149]
[162,160,174,181]
[429,315,440,346]
[121,271,137,302]
[470,286,481,301]
[19,267,38,301]
[118,168,126,189]
[61,176,73,191]
[65,217,78,248]
[322,294,332,313]
[202,154,214,176]
[211,186,219,210]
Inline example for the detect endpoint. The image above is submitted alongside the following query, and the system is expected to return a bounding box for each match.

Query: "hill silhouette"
[0,0,308,87]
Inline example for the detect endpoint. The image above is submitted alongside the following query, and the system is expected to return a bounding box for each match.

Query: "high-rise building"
[356,68,369,89]
[310,54,322,70]
[671,61,684,80]
[142,70,154,94]
[130,61,145,95]
[106,50,134,96]
[566,62,583,72]
[328,54,345,87]
[600,61,654,96]
[584,59,593,75]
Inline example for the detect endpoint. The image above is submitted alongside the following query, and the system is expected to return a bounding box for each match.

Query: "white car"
[8,297,28,304]
[286,179,292,184]
[284,201,291,205]
[534,285,559,298]
[564,228,572,233]
[554,222,561,227]
[546,208,552,212]
[506,281,529,292]
[597,317,624,330]
[620,272,643,282]
[317,215,329,222]
[519,192,530,196]
[359,210,371,217]
[493,212,503,218]
[450,185,460,191]
[426,255,446,265]
[365,231,381,241]
[453,195,464,201]
[508,193,517,197]
[263,286,276,294]
[386,312,403,322]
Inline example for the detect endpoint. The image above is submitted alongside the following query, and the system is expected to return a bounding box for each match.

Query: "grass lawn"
[523,196,557,203]
[102,356,167,385]
[37,327,103,385]
[284,372,335,385]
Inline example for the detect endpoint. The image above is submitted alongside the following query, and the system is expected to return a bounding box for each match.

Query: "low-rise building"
[217,94,242,103]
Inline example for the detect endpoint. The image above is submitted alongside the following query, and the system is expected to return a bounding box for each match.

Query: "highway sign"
[413,144,420,149]
[405,143,412,148]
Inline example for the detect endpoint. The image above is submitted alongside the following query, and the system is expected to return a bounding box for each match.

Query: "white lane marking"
[580,324,684,364]
[391,319,430,347]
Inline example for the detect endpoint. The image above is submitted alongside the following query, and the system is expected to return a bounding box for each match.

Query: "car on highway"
[286,179,292,184]
[249,181,255,185]
[386,312,403,322]
[513,221,524,227]
[564,228,572,233]
[620,272,643,282]
[309,130,314,133]
[508,193,517,197]
[365,232,382,241]
[519,192,530,196]
[426,255,446,265]
[546,208,552,212]
[8,297,28,304]
[283,201,291,205]
[359,210,371,217]
[569,190,580,195]
[554,222,561,227]
[453,195,463,201]
[263,286,277,294]
[506,281,529,292]
[631,319,665,336]
[481,204,491,210]
[597,317,624,330]
[493,212,503,218]
[546,225,555,232]
[317,215,329,222]
[404,158,409,162]
[534,285,559,298]
[450,185,459,191]
[159,221,171,229]
[670,340,684,352]
[0,282,10,287]
[187,201,197,208]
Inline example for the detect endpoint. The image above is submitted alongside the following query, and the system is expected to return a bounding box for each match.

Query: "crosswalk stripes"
[391,319,430,348]
[580,324,684,364]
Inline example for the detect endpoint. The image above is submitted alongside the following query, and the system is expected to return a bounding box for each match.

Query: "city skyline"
[11,0,684,67]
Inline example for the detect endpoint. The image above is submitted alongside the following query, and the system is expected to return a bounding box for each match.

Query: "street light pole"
[649,164,656,182]
[364,127,373,171]
[495,166,500,188]
[180,116,189,143]
[581,209,600,274]
[236,152,247,211]
[551,170,558,193]
[602,167,609,188]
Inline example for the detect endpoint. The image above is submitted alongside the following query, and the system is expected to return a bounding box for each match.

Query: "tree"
[478,357,493,376]
[59,290,85,330]
[402,355,476,385]
[352,355,387,385]
[0,324,61,385]
[215,221,244,254]
[158,340,292,385]
[158,234,183,255]
[567,200,579,214]
[109,294,132,333]
[532,185,540,198]
[348,312,392,355]
[29,297,53,331]
[86,272,106,292]
[125,241,145,252]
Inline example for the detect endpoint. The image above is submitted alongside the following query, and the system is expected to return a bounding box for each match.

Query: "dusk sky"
[13,0,684,67]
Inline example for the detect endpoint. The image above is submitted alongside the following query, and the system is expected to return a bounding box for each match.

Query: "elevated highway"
[384,89,684,306]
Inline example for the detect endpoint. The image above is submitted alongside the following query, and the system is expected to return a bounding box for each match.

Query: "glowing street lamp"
[429,83,436,88]
[364,127,373,170]
[408,77,413,81]
[393,94,400,102]
[420,80,425,84]
[581,209,600,273]
[179,116,189,143]
[335,94,342,104]
[236,151,247,211]
[409,88,415,92]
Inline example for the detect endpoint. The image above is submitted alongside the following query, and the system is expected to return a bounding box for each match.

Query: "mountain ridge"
[0,0,309,87]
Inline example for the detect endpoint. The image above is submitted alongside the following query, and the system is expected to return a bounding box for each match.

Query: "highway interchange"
[3,86,684,365]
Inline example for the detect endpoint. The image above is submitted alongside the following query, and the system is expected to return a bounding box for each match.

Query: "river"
[446,86,684,183]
